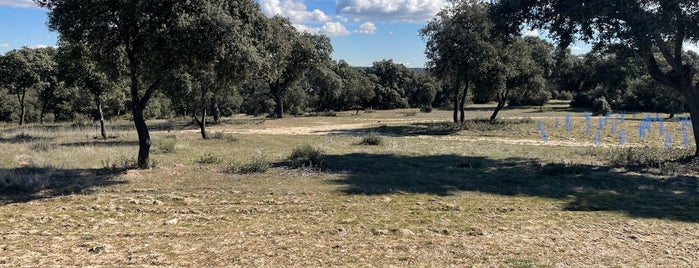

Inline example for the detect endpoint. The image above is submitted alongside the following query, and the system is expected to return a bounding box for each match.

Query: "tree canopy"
[493,0,699,155]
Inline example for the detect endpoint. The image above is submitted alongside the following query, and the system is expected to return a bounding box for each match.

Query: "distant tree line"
[2,0,697,166]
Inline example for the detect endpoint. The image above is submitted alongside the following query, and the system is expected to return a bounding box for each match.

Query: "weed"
[197,153,223,165]
[227,154,270,174]
[289,144,324,169]
[403,110,418,117]
[358,133,383,146]
[154,136,177,153]
[29,142,54,152]
[100,157,137,173]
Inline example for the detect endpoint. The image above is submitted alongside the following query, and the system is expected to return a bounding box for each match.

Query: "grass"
[0,106,697,266]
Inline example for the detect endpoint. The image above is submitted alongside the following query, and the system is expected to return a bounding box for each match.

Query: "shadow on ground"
[0,166,127,205]
[321,153,699,222]
[60,140,139,147]
[319,119,532,136]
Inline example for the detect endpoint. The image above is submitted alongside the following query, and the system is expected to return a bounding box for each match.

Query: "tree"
[493,0,699,156]
[258,16,326,119]
[421,0,497,123]
[0,47,56,126]
[57,40,120,139]
[40,0,252,168]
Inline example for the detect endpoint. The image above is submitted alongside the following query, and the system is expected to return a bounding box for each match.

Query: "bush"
[420,106,433,113]
[289,144,324,169]
[100,157,138,174]
[557,91,574,100]
[196,153,222,164]
[358,133,383,146]
[227,155,270,174]
[154,135,177,153]
[592,97,612,116]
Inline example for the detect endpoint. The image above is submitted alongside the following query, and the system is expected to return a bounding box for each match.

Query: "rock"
[152,200,163,205]
[395,228,414,236]
[379,197,392,203]
[165,218,178,225]
[372,229,389,235]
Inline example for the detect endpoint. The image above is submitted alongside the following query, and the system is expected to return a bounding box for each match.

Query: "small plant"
[227,154,270,174]
[197,153,223,165]
[29,142,54,152]
[211,131,225,140]
[592,96,612,116]
[289,144,324,169]
[358,133,383,146]
[403,110,418,117]
[100,157,138,173]
[420,106,433,113]
[154,135,177,153]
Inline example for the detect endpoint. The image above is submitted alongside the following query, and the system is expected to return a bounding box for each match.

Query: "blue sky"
[0,0,597,67]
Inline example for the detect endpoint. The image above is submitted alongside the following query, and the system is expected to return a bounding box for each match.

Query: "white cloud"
[293,24,321,34]
[336,0,447,22]
[0,0,38,8]
[686,42,699,54]
[521,29,539,37]
[0,44,9,48]
[260,0,330,23]
[354,22,377,34]
[322,22,351,37]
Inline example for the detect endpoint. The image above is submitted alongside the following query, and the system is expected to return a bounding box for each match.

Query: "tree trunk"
[490,90,509,123]
[133,103,151,169]
[95,94,107,140]
[452,90,459,123]
[459,83,468,123]
[689,93,699,157]
[272,86,284,119]
[17,90,26,126]
[210,97,220,123]
[194,108,208,139]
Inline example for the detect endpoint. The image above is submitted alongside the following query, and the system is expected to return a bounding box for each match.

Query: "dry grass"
[0,104,698,267]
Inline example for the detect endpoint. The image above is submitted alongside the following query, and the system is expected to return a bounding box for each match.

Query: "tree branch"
[140,79,161,107]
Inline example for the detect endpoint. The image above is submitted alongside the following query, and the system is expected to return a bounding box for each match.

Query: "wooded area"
[1,0,697,167]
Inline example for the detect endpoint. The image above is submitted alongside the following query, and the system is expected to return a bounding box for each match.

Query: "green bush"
[197,153,222,164]
[557,91,574,100]
[154,135,177,153]
[592,97,612,116]
[228,155,270,174]
[420,106,433,113]
[358,133,383,146]
[289,144,324,169]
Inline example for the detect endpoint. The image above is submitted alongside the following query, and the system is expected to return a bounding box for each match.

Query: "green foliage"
[289,144,324,169]
[227,154,270,174]
[154,135,178,154]
[592,97,612,116]
[358,133,383,146]
[197,153,223,165]
[100,157,138,174]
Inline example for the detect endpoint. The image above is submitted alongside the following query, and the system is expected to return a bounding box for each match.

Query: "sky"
[0,0,598,67]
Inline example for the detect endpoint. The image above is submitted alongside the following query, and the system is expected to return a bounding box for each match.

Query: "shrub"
[557,91,574,100]
[403,110,418,117]
[197,153,222,164]
[154,135,177,153]
[100,157,138,174]
[420,106,433,113]
[227,155,270,174]
[29,142,54,152]
[289,144,324,169]
[592,97,612,116]
[358,133,383,146]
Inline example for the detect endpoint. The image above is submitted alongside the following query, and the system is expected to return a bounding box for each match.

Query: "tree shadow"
[0,166,127,205]
[320,153,699,222]
[319,122,464,136]
[60,140,139,148]
[0,133,54,144]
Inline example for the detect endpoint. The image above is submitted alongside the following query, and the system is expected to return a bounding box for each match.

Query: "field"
[1,102,698,267]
